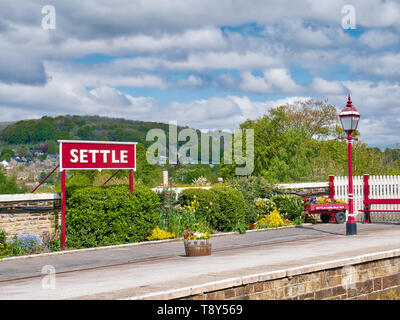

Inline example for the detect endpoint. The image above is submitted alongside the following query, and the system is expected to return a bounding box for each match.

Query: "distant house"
[46,154,59,161]
[14,156,24,163]
[0,160,9,168]
[29,149,44,156]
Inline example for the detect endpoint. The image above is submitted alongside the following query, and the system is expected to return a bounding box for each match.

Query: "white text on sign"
[70,149,129,164]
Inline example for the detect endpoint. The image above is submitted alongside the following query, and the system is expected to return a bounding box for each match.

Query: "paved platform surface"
[1,222,400,299]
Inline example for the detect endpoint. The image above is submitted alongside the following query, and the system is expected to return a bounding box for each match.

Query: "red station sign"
[59,140,136,170]
[57,140,137,250]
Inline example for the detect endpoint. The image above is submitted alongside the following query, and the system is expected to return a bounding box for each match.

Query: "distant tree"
[0,118,57,144]
[55,130,70,140]
[56,117,75,131]
[239,100,338,182]
[39,143,49,153]
[47,141,58,154]
[77,126,94,139]
[32,119,57,142]
[0,147,14,161]
[0,169,26,194]
[39,170,56,184]
[16,146,30,158]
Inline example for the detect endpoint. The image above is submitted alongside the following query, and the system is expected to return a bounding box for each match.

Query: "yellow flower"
[147,227,175,240]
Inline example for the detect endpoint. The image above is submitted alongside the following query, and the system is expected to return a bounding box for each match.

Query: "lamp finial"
[347,94,352,107]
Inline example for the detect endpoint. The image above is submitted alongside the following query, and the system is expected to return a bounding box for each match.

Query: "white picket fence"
[334,175,400,223]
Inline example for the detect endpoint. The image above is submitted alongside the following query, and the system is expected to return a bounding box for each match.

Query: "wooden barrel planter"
[184,239,211,257]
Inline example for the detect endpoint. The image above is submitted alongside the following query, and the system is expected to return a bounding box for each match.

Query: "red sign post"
[58,140,137,250]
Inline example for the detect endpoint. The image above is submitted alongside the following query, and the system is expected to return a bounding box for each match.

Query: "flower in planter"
[183,231,210,241]
[303,197,317,204]
[304,197,346,205]
[315,197,346,204]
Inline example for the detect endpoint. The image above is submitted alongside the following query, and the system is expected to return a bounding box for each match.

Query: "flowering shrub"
[192,176,209,186]
[183,231,210,241]
[179,189,218,227]
[179,187,246,232]
[7,233,43,256]
[254,198,277,219]
[0,228,6,255]
[271,194,304,223]
[303,197,346,205]
[227,176,278,225]
[254,209,289,228]
[147,227,175,241]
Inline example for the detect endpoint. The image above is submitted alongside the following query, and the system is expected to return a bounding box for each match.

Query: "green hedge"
[271,194,304,223]
[179,187,246,232]
[66,184,161,248]
[212,186,246,232]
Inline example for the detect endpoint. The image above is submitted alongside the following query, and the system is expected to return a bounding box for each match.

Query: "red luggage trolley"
[304,203,349,224]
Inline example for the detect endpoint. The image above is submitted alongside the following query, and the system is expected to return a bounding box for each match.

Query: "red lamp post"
[339,94,360,235]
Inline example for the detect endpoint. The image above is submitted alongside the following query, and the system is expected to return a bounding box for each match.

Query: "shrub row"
[64,178,304,248]
[179,182,305,228]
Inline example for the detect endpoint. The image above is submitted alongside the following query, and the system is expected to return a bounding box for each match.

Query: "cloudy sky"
[0,0,400,148]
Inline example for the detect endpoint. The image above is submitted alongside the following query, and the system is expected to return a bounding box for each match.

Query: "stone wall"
[183,252,400,300]
[0,193,61,239]
[276,181,330,197]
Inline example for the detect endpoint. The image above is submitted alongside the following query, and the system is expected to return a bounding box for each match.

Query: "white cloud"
[239,72,272,93]
[1,0,400,149]
[345,53,400,79]
[177,75,203,87]
[113,50,282,71]
[45,62,168,89]
[54,26,227,58]
[310,78,347,95]
[238,68,301,94]
[359,29,399,49]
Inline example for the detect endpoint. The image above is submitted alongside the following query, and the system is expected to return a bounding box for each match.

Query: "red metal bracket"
[31,164,60,193]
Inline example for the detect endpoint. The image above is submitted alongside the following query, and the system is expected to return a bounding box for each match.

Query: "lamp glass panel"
[351,116,359,130]
[341,116,352,131]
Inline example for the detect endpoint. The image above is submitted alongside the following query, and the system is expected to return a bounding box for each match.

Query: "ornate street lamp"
[339,94,360,235]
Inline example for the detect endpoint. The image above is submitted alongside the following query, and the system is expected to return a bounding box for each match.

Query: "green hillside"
[0,115,184,146]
